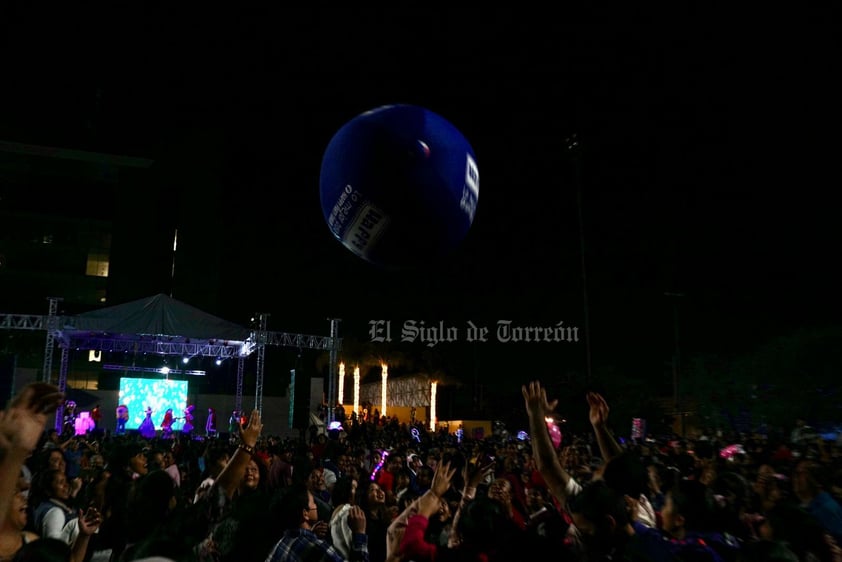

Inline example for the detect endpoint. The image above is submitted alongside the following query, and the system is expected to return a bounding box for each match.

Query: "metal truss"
[0,314,50,331]
[1,304,343,427]
[254,313,268,414]
[264,330,337,351]
[42,298,61,383]
[235,357,245,414]
[62,338,249,358]
[53,346,70,432]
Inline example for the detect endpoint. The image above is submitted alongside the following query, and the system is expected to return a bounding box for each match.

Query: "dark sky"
[2,6,840,393]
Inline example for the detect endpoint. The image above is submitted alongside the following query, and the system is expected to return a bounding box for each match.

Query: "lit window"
[86,253,109,277]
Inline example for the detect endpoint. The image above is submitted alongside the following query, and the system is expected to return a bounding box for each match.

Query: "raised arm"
[587,392,623,462]
[417,460,456,519]
[402,461,456,561]
[386,496,419,562]
[445,457,495,548]
[70,506,103,562]
[213,409,263,498]
[522,381,577,508]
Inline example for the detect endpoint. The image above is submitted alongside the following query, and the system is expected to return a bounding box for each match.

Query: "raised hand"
[464,457,495,489]
[312,520,329,539]
[69,477,84,498]
[239,409,263,447]
[417,461,456,519]
[78,506,102,535]
[348,505,367,534]
[430,460,456,498]
[521,381,558,419]
[0,382,64,456]
[587,392,609,427]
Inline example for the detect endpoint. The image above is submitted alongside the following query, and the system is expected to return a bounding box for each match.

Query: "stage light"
[182,355,189,364]
[215,357,222,366]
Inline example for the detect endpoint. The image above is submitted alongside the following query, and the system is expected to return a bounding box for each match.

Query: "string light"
[380,363,388,418]
[353,366,360,418]
[430,381,437,432]
[371,449,389,481]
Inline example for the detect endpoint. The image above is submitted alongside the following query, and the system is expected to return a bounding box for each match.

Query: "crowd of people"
[2,380,842,562]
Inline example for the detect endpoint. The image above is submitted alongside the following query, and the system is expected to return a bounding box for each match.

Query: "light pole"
[327,318,341,424]
[665,292,684,436]
[567,133,592,380]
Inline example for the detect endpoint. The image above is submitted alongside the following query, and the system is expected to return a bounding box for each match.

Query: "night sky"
[2,6,840,405]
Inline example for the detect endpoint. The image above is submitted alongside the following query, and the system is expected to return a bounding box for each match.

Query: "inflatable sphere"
[319,104,479,267]
[547,420,563,449]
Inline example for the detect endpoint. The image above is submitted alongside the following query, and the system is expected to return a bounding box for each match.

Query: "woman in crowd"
[212,454,275,562]
[119,469,182,561]
[30,469,80,545]
[399,460,531,562]
[2,473,99,562]
[0,476,40,562]
[359,479,395,562]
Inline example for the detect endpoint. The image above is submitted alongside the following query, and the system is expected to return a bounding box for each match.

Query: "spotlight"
[215,357,222,366]
[182,356,189,364]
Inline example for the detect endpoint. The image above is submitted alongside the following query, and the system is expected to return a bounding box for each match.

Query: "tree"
[682,327,842,431]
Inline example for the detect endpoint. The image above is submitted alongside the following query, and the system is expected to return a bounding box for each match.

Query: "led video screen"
[118,377,189,430]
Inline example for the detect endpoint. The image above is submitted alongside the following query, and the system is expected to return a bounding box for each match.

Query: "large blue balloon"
[320,104,479,268]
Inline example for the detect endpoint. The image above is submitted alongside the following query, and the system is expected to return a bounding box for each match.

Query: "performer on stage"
[139,406,156,439]
[205,407,217,438]
[160,408,175,438]
[182,404,195,435]
[62,400,78,437]
[91,403,102,430]
[115,404,129,435]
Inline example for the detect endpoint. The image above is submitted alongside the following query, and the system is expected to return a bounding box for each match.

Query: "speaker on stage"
[291,369,311,431]
[88,428,107,441]
[0,353,15,404]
